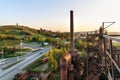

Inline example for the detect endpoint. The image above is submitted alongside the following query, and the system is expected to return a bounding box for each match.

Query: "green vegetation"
[27,62,48,72]
[24,47,67,80]
[0,54,21,59]
[0,25,70,47]
[0,25,71,80]
[48,49,58,71]
[44,48,67,80]
[25,57,44,72]
[49,71,60,80]
[75,38,86,51]
[0,48,31,59]
[0,39,19,47]
[39,28,69,39]
[0,41,31,59]
[0,25,38,35]
[80,49,86,58]
[26,47,67,72]
[113,42,120,49]
[0,25,46,44]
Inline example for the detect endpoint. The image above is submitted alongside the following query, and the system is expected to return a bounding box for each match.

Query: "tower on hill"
[16,22,18,27]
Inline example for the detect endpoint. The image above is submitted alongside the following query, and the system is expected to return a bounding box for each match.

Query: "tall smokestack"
[70,10,74,52]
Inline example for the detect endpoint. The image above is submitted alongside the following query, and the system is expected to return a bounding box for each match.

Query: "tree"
[47,48,67,71]
[11,45,17,54]
[75,39,86,51]
[3,43,8,54]
[53,49,62,64]
[48,53,58,71]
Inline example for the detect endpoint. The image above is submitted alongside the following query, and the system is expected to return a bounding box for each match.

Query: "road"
[0,46,50,80]
[0,48,42,69]
[0,58,24,69]
[0,42,42,67]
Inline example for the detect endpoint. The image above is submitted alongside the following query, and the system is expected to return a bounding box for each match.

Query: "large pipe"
[70,10,74,52]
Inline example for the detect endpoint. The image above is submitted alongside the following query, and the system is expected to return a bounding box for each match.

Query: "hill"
[0,25,70,47]
[0,25,39,35]
[0,25,47,39]
[0,25,47,46]
[0,25,69,38]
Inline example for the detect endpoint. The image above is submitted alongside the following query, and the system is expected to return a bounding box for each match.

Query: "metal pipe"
[70,10,74,52]
[106,51,120,73]
[110,39,115,80]
[103,35,120,42]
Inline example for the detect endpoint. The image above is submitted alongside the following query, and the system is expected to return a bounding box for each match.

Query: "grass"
[14,35,24,39]
[24,57,43,70]
[0,39,19,47]
[0,53,22,59]
[33,34,45,38]
[113,42,120,49]
[24,54,49,73]
[28,62,48,72]
[16,48,31,52]
[0,48,31,59]
[49,70,60,80]
[33,34,46,41]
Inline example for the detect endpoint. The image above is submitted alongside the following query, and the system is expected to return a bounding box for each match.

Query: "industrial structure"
[60,11,120,80]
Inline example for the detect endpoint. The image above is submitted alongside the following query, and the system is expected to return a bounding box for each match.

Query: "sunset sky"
[0,0,120,32]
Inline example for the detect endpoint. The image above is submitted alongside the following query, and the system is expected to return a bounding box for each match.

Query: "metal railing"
[103,35,120,79]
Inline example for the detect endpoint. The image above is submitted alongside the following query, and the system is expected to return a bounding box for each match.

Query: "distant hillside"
[0,25,39,35]
[0,25,69,41]
[0,25,47,46]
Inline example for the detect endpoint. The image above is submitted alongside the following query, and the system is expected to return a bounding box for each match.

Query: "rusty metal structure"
[60,11,120,80]
[60,10,81,80]
[70,10,74,52]
[85,24,120,80]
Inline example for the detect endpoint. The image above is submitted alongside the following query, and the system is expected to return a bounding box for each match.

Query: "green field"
[0,48,31,59]
[0,40,20,47]
[27,62,48,72]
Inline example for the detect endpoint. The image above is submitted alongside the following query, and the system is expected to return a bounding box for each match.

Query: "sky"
[0,0,120,32]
